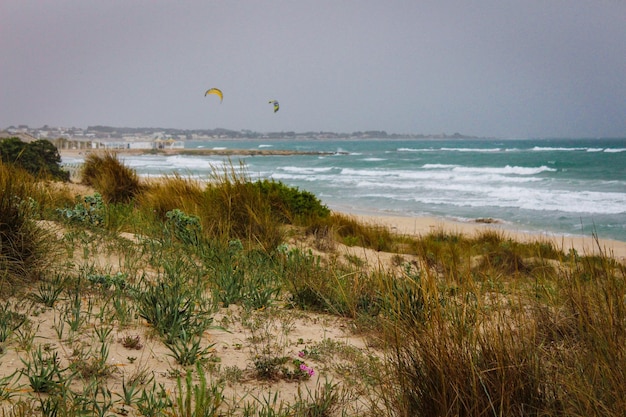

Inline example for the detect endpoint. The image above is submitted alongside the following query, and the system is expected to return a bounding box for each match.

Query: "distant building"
[96,138,184,150]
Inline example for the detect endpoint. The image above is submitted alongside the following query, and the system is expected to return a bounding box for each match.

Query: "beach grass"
[81,151,144,204]
[0,162,62,290]
[0,154,624,416]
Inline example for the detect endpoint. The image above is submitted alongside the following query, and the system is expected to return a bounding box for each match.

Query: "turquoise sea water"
[63,138,626,242]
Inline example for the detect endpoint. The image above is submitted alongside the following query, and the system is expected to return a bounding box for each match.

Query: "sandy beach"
[352,212,626,262]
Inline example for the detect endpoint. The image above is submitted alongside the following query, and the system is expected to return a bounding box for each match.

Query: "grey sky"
[2,0,625,138]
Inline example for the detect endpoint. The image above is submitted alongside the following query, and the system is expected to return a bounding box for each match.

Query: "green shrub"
[477,242,531,275]
[252,179,330,223]
[165,209,202,245]
[0,137,69,181]
[240,249,282,310]
[57,193,105,226]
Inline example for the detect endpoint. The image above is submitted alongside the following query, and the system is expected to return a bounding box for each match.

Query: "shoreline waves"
[59,145,626,262]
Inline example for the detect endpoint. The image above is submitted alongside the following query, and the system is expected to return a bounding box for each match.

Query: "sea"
[62,138,626,243]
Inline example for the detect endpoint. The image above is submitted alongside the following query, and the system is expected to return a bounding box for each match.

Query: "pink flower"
[298,351,305,358]
[299,363,315,377]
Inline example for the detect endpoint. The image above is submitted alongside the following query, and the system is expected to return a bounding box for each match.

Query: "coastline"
[58,147,334,158]
[59,148,626,262]
[348,211,626,262]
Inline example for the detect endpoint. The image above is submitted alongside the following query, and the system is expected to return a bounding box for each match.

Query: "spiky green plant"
[20,346,68,394]
[164,328,214,366]
[30,273,66,307]
[171,364,224,417]
[134,264,214,343]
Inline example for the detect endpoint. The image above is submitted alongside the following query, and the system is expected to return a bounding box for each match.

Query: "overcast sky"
[2,0,625,138]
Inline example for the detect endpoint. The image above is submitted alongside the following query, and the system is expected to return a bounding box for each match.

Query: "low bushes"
[0,137,69,181]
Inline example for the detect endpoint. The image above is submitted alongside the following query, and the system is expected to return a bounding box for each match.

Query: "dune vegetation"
[0,148,625,416]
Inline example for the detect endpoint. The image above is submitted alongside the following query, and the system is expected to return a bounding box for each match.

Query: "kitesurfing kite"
[269,100,279,113]
[205,88,223,103]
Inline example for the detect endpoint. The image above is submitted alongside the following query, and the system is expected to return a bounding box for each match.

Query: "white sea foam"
[440,147,502,152]
[399,186,626,215]
[333,170,617,214]
[339,168,385,177]
[271,173,323,182]
[604,148,626,153]
[345,166,546,182]
[163,155,222,170]
[118,155,224,172]
[117,155,164,168]
[335,169,544,189]
[451,165,556,175]
[280,166,334,174]
[422,164,458,169]
[400,146,504,152]
[61,157,84,164]
[397,147,424,152]
[341,165,551,179]
[532,146,586,151]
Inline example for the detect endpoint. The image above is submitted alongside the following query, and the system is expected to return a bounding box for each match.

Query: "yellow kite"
[204,88,223,103]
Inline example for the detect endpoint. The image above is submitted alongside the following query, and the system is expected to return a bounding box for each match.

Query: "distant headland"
[2,124,480,143]
[1,125,482,156]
